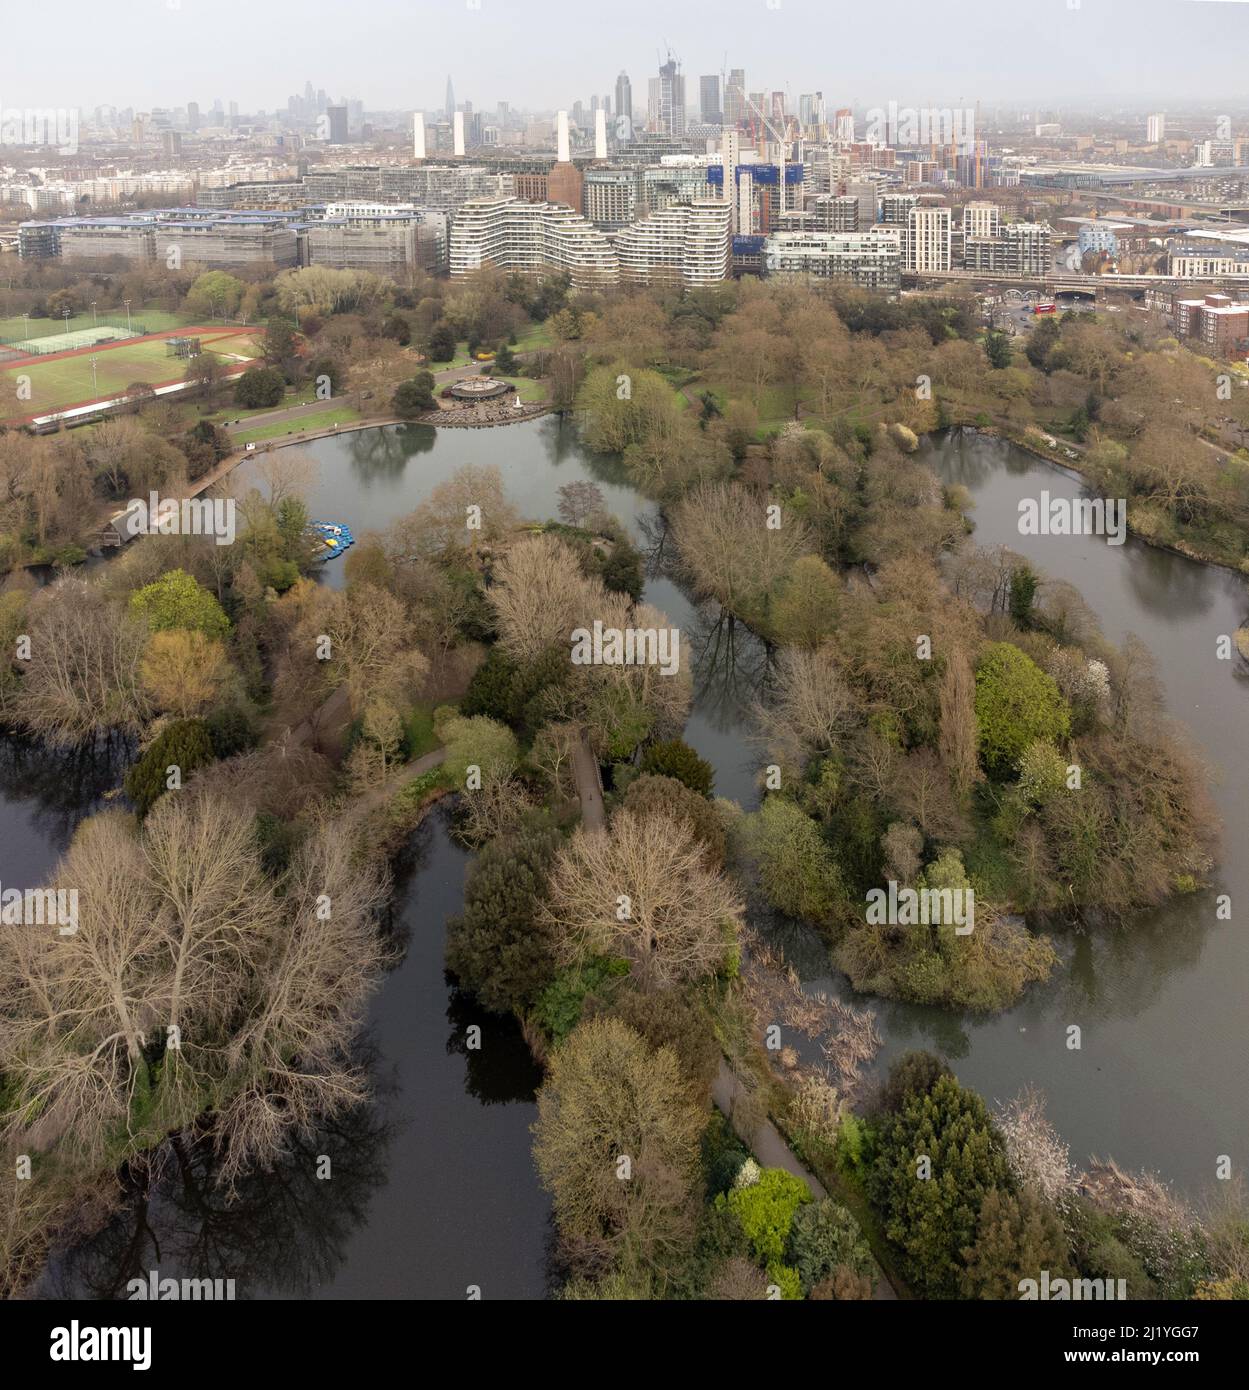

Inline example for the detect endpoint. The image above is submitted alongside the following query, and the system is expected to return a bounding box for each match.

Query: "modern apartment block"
[964,222,1052,275]
[906,205,952,272]
[584,168,641,229]
[963,201,1002,239]
[26,211,302,267]
[57,219,161,262]
[880,192,920,226]
[450,195,617,288]
[305,205,444,273]
[640,162,715,215]
[1173,292,1249,355]
[204,165,514,214]
[152,218,301,268]
[1169,243,1249,278]
[772,195,861,236]
[764,227,902,294]
[613,199,731,286]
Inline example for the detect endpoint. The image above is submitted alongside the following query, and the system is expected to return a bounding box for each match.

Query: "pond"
[12,417,1246,1297]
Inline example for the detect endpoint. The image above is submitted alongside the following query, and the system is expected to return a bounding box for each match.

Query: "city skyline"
[5,0,1249,112]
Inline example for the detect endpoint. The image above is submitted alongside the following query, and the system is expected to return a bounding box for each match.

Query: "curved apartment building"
[612,199,731,287]
[449,195,618,289]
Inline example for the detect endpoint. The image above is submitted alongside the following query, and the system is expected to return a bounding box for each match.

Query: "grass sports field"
[0,326,263,421]
[0,308,195,346]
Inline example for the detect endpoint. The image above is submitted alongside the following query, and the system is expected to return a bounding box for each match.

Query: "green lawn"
[232,404,361,445]
[506,376,550,403]
[515,322,553,351]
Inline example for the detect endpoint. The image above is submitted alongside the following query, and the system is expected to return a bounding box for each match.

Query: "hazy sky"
[5,0,1249,113]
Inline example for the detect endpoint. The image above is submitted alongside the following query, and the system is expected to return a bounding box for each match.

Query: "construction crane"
[719,61,795,221]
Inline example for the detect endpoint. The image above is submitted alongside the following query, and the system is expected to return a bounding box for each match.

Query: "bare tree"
[489,533,604,666]
[556,480,606,529]
[542,809,745,991]
[12,579,150,745]
[671,481,812,619]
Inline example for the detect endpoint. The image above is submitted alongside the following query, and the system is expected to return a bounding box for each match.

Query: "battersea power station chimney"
[547,109,583,211]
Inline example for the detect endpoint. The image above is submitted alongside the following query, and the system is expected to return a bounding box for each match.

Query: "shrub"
[640,738,713,796]
[788,1198,876,1294]
[124,718,214,817]
[445,827,562,1014]
[129,569,230,640]
[233,365,286,409]
[974,642,1071,776]
[719,1167,812,1265]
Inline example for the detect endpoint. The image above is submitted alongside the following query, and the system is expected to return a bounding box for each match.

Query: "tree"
[532,1016,705,1275]
[622,773,727,867]
[233,365,286,409]
[140,629,233,717]
[960,1188,1072,1300]
[427,321,457,361]
[720,1167,812,1265]
[671,481,813,623]
[556,480,606,528]
[445,828,562,1014]
[639,739,713,797]
[938,648,980,800]
[598,988,720,1104]
[542,810,745,991]
[124,718,215,816]
[868,1072,1012,1297]
[770,555,841,648]
[755,644,857,777]
[286,580,428,719]
[787,1198,876,1295]
[185,271,246,321]
[984,331,1013,370]
[129,569,230,639]
[1025,315,1061,372]
[392,372,437,418]
[11,579,149,744]
[489,533,602,667]
[738,796,845,927]
[974,642,1071,775]
[438,712,519,790]
[263,317,298,366]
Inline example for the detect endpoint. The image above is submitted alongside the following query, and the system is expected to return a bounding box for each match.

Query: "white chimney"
[594,108,607,160]
[557,110,570,164]
[453,110,465,157]
[413,112,426,160]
